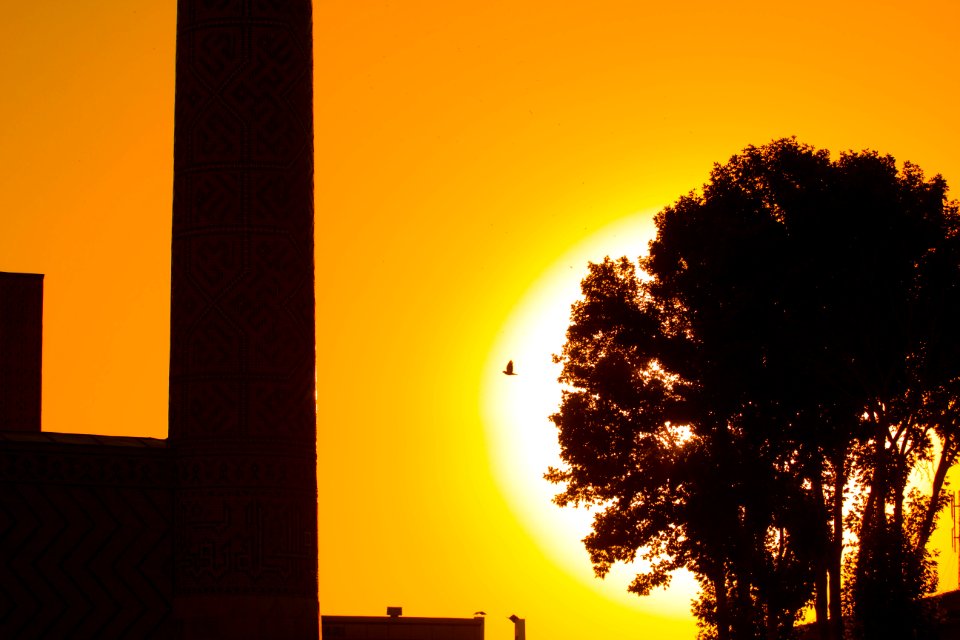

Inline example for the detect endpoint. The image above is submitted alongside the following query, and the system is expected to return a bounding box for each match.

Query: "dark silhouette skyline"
[0,2,319,638]
[3,2,959,640]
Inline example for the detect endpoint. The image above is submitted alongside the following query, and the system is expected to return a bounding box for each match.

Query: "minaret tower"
[169,2,318,637]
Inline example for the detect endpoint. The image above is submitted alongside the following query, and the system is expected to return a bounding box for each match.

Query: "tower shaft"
[169,2,318,636]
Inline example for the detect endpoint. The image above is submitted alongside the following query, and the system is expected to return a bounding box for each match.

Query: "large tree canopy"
[549,139,960,640]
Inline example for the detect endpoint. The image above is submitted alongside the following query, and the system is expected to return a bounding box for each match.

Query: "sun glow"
[481,210,698,617]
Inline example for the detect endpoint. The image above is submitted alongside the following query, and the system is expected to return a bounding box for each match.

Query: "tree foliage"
[549,139,960,640]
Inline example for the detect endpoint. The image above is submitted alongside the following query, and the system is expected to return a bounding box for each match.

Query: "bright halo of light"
[481,210,697,617]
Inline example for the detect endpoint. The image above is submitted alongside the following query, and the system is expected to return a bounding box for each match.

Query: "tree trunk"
[812,569,829,640]
[714,570,731,640]
[917,439,956,549]
[810,462,831,640]
[733,575,753,640]
[829,452,845,640]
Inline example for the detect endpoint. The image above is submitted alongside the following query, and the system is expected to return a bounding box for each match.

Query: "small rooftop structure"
[0,272,43,432]
[321,612,485,640]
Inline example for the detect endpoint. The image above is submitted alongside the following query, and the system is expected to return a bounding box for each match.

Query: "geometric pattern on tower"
[169,0,318,612]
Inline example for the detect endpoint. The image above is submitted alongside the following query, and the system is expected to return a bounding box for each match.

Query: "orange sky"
[2,2,960,639]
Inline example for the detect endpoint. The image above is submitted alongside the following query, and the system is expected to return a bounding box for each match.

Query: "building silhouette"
[0,2,318,638]
[322,610,486,640]
[0,273,43,433]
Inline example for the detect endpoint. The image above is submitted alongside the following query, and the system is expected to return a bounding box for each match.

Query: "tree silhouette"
[549,139,960,640]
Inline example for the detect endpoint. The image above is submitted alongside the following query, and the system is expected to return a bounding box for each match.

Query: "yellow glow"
[1,1,959,639]
[482,210,698,617]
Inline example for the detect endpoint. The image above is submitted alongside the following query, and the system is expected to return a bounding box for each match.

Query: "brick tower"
[0,3,319,637]
[168,1,318,637]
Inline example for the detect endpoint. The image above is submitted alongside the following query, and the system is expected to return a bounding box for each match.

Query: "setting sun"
[1,1,959,639]
[482,210,699,618]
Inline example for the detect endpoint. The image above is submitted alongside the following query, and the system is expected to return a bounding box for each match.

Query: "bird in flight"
[502,360,518,376]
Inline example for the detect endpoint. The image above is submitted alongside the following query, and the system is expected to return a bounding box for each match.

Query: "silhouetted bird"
[503,360,517,376]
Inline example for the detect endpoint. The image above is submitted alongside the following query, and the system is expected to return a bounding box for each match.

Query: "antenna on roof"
[509,614,526,640]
